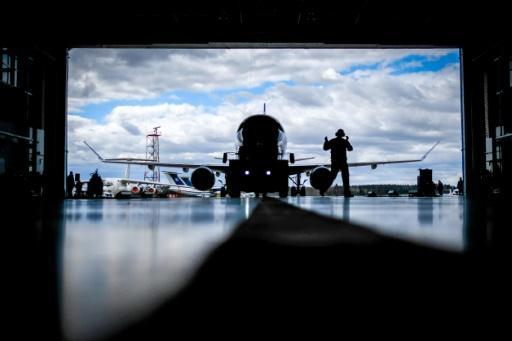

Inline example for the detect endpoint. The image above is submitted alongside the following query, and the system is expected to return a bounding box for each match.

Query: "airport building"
[1,2,510,339]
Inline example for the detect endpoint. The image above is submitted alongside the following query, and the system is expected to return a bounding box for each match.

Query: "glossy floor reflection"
[61,195,468,340]
[286,196,465,252]
[61,198,258,341]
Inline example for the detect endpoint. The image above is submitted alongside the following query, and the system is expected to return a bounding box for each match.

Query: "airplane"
[100,171,213,198]
[84,110,439,198]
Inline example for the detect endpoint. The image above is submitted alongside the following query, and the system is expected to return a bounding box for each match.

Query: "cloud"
[68,48,456,112]
[68,49,462,185]
[322,68,341,81]
[120,121,142,136]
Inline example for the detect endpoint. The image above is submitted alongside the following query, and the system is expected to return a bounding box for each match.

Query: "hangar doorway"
[66,48,463,197]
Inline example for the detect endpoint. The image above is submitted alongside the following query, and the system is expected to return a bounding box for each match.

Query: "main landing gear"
[290,186,306,196]
[220,186,227,197]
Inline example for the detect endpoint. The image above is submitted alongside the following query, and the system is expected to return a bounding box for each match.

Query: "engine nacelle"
[144,187,157,196]
[191,167,215,191]
[309,166,332,191]
[371,164,378,170]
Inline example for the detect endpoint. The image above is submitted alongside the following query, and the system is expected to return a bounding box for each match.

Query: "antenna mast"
[144,126,161,182]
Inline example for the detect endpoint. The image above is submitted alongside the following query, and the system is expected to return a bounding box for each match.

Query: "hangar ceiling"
[2,1,509,47]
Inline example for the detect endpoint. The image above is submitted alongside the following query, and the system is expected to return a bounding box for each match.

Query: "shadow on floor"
[110,198,510,338]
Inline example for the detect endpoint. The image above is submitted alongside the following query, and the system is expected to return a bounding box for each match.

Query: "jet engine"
[191,167,215,190]
[309,166,332,191]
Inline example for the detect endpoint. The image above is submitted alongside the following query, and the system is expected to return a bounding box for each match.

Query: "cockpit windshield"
[235,114,287,160]
[237,115,284,133]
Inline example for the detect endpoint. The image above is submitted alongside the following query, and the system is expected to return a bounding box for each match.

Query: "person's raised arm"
[345,136,353,151]
[323,136,331,150]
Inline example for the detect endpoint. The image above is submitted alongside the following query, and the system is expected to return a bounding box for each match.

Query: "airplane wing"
[295,157,315,162]
[288,141,440,175]
[84,141,229,173]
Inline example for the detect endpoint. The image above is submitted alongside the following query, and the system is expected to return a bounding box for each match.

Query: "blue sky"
[338,52,460,76]
[68,49,462,186]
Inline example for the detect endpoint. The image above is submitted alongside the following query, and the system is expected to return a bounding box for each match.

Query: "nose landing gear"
[289,173,307,196]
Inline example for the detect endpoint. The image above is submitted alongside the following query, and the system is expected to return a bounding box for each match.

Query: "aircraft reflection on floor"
[285,196,465,252]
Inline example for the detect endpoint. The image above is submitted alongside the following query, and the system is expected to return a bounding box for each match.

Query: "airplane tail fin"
[83,141,104,161]
[162,171,186,186]
[124,164,131,179]
[421,141,441,161]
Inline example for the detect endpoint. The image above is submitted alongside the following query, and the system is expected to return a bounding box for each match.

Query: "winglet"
[83,141,104,161]
[421,141,440,161]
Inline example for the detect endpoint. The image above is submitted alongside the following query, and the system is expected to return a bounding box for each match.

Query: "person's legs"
[341,163,352,197]
[329,164,340,193]
[320,164,339,196]
[66,184,73,198]
[332,163,342,184]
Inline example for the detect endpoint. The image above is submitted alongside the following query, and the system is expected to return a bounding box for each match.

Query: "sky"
[67,48,462,186]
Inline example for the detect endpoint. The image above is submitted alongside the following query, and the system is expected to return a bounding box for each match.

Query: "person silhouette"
[323,129,353,197]
[87,169,103,198]
[437,180,444,196]
[457,177,463,195]
[75,180,83,198]
[66,171,75,198]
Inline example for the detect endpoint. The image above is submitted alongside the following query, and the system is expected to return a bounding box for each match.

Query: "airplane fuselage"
[236,115,287,161]
[228,115,289,197]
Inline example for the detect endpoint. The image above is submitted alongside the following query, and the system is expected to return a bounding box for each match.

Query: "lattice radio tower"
[144,126,161,182]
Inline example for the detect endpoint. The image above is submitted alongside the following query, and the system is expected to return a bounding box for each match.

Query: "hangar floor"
[8,196,509,339]
[59,196,474,340]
